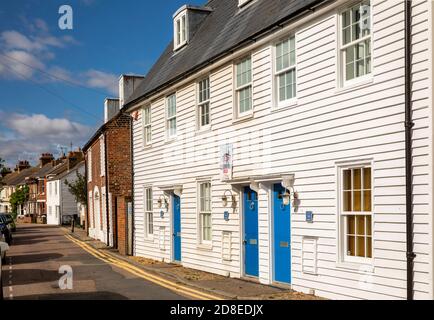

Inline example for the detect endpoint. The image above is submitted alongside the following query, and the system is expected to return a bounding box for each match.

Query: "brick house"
[83,98,134,255]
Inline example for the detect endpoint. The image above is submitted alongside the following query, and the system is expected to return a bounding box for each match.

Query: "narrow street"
[1,224,188,300]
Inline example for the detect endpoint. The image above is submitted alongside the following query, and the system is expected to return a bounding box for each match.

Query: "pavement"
[63,225,320,300]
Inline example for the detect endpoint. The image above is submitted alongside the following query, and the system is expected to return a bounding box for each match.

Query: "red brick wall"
[84,113,131,254]
[106,114,131,255]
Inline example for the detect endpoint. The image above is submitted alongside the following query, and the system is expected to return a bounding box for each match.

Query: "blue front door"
[244,187,259,277]
[273,183,291,284]
[173,195,181,262]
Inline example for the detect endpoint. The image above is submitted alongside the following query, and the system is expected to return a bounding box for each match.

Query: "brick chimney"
[39,153,54,168]
[119,74,145,108]
[67,149,84,171]
[15,160,30,173]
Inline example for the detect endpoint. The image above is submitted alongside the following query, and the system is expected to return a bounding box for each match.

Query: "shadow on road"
[4,268,60,286]
[8,291,129,300]
[10,253,64,265]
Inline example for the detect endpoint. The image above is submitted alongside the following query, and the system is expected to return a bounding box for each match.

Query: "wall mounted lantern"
[157,195,169,212]
[281,175,298,207]
[221,190,237,209]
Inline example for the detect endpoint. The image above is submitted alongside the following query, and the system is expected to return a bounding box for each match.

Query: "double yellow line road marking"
[64,234,223,300]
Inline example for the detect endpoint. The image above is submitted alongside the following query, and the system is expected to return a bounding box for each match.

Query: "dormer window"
[174,11,188,50]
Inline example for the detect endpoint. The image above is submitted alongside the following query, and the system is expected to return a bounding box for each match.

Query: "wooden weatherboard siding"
[130,0,433,299]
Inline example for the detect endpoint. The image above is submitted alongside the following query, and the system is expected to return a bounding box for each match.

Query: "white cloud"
[84,69,118,95]
[0,21,117,95]
[0,111,94,167]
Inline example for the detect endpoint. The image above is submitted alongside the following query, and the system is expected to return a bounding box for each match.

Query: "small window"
[199,182,212,243]
[340,166,372,262]
[87,149,92,182]
[174,12,187,50]
[275,35,296,105]
[54,181,57,195]
[143,106,152,146]
[100,136,105,177]
[340,1,372,84]
[144,187,153,237]
[197,77,210,129]
[235,56,253,117]
[166,94,177,139]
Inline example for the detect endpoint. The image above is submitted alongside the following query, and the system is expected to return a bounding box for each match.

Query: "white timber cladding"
[131,0,432,299]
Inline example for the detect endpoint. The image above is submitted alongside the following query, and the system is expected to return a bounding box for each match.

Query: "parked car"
[0,214,16,232]
[0,241,10,300]
[0,219,12,246]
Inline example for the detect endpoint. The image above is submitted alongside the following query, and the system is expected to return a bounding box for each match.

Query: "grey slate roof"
[124,0,329,107]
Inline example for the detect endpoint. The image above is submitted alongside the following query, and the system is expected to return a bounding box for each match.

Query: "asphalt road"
[1,224,187,300]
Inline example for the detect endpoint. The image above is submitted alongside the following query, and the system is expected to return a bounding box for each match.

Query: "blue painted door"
[173,195,181,262]
[244,187,259,277]
[273,183,291,284]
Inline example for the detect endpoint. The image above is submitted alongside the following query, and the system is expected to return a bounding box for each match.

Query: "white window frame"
[174,11,188,50]
[166,94,177,140]
[100,136,105,177]
[338,0,373,88]
[87,148,92,183]
[196,77,211,131]
[338,162,373,265]
[54,181,57,196]
[234,56,253,119]
[197,180,212,245]
[273,34,297,108]
[142,105,152,147]
[144,186,154,238]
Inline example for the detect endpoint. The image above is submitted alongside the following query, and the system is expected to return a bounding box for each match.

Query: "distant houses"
[0,151,85,226]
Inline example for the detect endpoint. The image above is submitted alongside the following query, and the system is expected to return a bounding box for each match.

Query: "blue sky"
[0,0,203,167]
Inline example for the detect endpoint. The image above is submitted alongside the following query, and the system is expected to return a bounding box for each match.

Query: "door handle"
[243,240,247,245]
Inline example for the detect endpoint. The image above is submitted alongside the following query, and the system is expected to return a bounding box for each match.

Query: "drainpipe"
[405,0,416,301]
[129,114,135,256]
[104,132,110,247]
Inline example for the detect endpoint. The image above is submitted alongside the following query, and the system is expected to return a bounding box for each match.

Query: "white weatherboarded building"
[123,0,434,299]
[46,162,85,225]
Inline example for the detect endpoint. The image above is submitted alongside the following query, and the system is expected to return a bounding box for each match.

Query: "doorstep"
[62,227,322,300]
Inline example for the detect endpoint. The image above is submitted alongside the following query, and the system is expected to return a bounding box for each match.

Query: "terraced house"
[121,0,434,299]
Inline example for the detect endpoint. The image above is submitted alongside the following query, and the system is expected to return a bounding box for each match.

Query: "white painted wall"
[46,180,60,225]
[130,0,432,299]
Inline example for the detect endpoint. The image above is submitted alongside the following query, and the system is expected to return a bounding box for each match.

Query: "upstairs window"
[100,136,105,177]
[166,94,177,139]
[235,56,253,117]
[142,106,152,146]
[174,12,187,50]
[87,149,92,182]
[197,77,210,130]
[340,1,372,84]
[275,35,296,105]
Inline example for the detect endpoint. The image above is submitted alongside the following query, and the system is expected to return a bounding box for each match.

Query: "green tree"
[10,185,29,215]
[64,171,87,206]
[0,158,11,190]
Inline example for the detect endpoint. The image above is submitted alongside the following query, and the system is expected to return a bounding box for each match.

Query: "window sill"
[272,99,298,112]
[335,261,374,273]
[142,144,153,151]
[143,236,154,243]
[165,137,178,145]
[232,114,253,125]
[196,243,213,251]
[337,77,374,94]
[195,127,212,136]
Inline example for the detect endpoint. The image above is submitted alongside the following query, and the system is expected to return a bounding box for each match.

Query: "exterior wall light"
[222,190,237,209]
[157,195,169,211]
